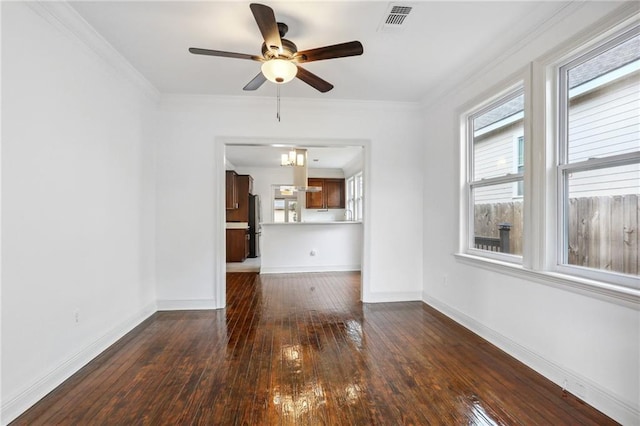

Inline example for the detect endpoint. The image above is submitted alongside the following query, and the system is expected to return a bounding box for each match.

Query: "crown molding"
[420,1,640,112]
[26,1,161,103]
[418,1,585,111]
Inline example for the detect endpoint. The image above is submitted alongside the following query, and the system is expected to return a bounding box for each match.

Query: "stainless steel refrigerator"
[248,194,261,258]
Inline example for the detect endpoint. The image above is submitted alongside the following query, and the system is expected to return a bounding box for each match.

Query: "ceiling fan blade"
[249,3,282,53]
[243,72,267,91]
[189,47,262,61]
[294,41,363,63]
[296,66,333,93]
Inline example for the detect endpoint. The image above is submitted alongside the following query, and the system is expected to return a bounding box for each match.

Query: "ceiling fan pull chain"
[277,84,281,122]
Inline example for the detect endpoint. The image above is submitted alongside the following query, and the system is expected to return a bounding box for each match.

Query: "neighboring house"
[473,99,524,204]
[473,52,639,203]
[471,45,638,259]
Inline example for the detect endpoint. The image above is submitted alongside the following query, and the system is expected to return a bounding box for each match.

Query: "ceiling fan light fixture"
[261,59,297,84]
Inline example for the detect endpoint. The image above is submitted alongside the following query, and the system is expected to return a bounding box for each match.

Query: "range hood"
[279,185,322,194]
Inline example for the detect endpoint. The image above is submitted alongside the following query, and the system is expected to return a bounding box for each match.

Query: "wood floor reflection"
[13,272,616,425]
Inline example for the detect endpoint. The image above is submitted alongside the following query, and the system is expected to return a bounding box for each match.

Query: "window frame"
[346,175,355,219]
[355,172,364,221]
[457,14,639,299]
[272,185,299,223]
[346,171,364,221]
[463,82,528,263]
[515,135,525,198]
[553,23,640,288]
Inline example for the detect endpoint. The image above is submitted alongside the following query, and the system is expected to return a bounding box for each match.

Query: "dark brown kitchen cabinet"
[306,178,345,209]
[306,178,325,209]
[227,174,253,222]
[226,229,249,262]
[324,179,345,208]
[226,171,238,210]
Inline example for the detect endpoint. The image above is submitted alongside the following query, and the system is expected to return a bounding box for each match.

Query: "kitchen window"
[355,172,364,221]
[346,176,355,218]
[347,172,364,221]
[273,186,298,223]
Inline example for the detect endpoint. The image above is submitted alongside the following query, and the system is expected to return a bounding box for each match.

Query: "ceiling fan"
[189,3,364,93]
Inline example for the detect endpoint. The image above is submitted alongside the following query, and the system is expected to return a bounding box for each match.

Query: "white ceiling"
[69,1,571,103]
[226,145,363,170]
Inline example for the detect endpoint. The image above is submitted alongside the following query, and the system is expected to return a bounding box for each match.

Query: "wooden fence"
[474,201,523,255]
[474,195,639,276]
[568,194,638,276]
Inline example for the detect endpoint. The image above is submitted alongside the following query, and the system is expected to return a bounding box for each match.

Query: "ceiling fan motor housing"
[262,37,298,59]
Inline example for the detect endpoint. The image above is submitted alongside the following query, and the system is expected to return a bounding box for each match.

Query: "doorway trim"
[215,136,371,308]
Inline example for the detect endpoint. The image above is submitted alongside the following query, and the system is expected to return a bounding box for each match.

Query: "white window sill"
[454,253,640,308]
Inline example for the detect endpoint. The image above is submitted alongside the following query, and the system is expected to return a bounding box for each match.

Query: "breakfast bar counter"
[260,221,363,274]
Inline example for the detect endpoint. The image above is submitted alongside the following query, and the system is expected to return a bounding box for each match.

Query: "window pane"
[287,200,298,223]
[274,199,285,223]
[472,93,524,181]
[566,33,640,163]
[472,182,523,255]
[565,163,639,276]
[355,174,363,221]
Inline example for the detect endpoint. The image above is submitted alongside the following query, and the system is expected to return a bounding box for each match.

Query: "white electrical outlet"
[442,274,448,286]
[74,309,80,324]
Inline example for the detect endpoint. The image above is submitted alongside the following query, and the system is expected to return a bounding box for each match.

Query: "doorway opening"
[220,139,367,305]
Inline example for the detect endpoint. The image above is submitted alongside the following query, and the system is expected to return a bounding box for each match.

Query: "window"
[557,25,639,281]
[273,186,298,223]
[346,172,364,221]
[466,86,525,259]
[355,172,364,221]
[346,176,355,219]
[458,19,639,293]
[516,136,524,197]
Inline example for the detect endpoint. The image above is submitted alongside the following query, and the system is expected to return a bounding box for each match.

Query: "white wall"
[343,153,364,180]
[155,96,424,307]
[1,3,157,423]
[261,223,362,273]
[421,3,639,424]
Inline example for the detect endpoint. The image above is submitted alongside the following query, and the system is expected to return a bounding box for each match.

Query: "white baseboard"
[156,298,219,310]
[423,293,639,425]
[1,303,157,425]
[260,265,361,274]
[362,291,423,303]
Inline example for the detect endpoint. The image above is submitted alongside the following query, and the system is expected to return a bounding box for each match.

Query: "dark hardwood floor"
[13,272,616,425]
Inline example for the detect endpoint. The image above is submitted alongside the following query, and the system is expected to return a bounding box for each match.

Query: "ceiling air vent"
[379,4,413,32]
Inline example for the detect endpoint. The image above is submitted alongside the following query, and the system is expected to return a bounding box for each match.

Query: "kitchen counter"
[261,221,362,226]
[261,221,362,274]
[226,222,249,229]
